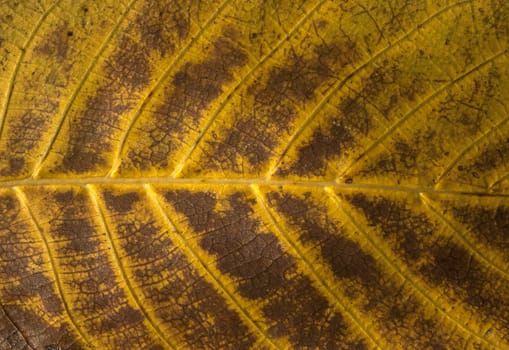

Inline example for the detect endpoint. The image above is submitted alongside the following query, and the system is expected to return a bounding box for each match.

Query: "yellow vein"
[338,47,509,181]
[13,187,92,347]
[0,0,61,140]
[31,0,138,178]
[86,185,176,350]
[325,188,496,347]
[420,193,509,279]
[251,184,383,349]
[107,0,232,177]
[1,176,509,197]
[435,114,509,186]
[490,172,509,191]
[170,0,328,178]
[144,184,281,350]
[266,0,472,178]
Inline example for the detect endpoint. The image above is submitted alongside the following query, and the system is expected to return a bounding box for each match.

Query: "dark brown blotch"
[1,305,82,350]
[102,191,140,213]
[257,42,358,103]
[0,107,55,177]
[52,190,100,253]
[116,216,165,261]
[207,43,358,172]
[125,33,248,171]
[450,203,509,254]
[104,36,152,90]
[47,189,161,348]
[0,194,62,316]
[169,35,248,125]
[393,141,419,169]
[34,22,71,61]
[267,192,389,308]
[107,193,256,349]
[136,1,190,56]
[165,190,292,299]
[346,193,430,261]
[262,276,365,350]
[294,192,464,346]
[0,156,25,177]
[163,189,360,348]
[0,193,82,347]
[457,135,509,182]
[61,33,152,174]
[421,241,508,332]
[338,96,372,135]
[281,121,354,176]
[58,1,194,174]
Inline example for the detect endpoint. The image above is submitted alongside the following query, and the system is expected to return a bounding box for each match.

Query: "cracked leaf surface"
[0,0,508,349]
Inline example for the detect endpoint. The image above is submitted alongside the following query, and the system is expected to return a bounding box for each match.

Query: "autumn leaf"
[0,0,508,349]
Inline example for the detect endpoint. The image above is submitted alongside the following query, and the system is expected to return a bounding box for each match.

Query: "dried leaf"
[0,0,508,349]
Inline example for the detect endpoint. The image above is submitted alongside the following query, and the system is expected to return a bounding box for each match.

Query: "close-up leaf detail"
[0,0,508,349]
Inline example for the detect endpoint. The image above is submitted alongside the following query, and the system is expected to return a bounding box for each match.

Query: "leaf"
[0,0,508,349]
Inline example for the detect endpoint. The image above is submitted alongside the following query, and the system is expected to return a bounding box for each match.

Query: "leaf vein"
[251,184,383,349]
[87,185,177,350]
[339,47,508,180]
[420,193,509,279]
[0,0,61,141]
[13,187,91,348]
[436,113,509,186]
[31,0,139,178]
[144,184,281,350]
[267,0,473,177]
[0,177,508,197]
[325,188,499,348]
[171,0,329,178]
[107,0,233,177]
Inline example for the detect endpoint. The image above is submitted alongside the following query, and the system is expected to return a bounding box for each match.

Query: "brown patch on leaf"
[0,194,61,314]
[0,305,82,350]
[393,141,419,170]
[0,192,82,348]
[103,36,153,90]
[103,191,140,213]
[45,188,162,348]
[124,33,248,171]
[0,109,54,177]
[165,190,292,299]
[346,192,509,337]
[56,2,192,174]
[203,42,360,173]
[136,1,191,56]
[338,96,372,135]
[163,189,362,348]
[59,50,149,173]
[453,135,509,186]
[102,188,256,349]
[34,22,72,61]
[473,136,509,173]
[422,241,509,332]
[281,122,355,176]
[267,191,454,346]
[450,203,509,256]
[59,27,159,173]
[267,192,383,291]
[346,193,431,262]
[262,276,365,350]
[348,63,418,120]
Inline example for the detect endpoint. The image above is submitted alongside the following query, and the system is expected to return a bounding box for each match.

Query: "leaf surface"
[0,0,508,349]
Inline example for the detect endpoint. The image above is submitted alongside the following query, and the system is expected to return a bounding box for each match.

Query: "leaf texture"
[0,0,508,349]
